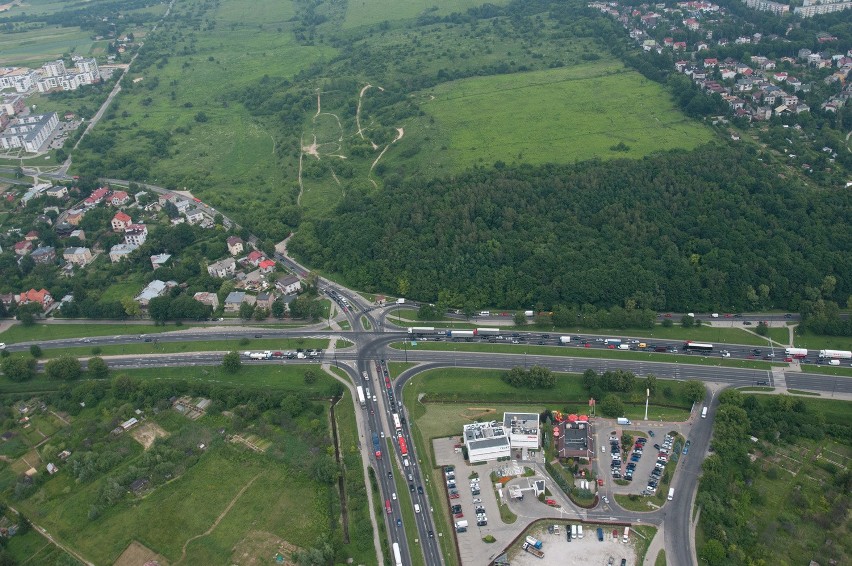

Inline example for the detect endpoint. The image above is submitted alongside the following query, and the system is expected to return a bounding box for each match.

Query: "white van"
[403,458,410,467]
[571,525,577,539]
[479,311,490,316]
[578,525,584,539]
[667,487,674,501]
[623,526,630,543]
[701,406,708,418]
[414,504,421,514]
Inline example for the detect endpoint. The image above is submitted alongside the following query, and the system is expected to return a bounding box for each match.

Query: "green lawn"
[655,550,667,566]
[792,329,852,351]
[801,364,852,377]
[0,363,340,396]
[0,323,187,344]
[393,341,777,370]
[405,368,694,419]
[422,63,712,170]
[39,337,332,358]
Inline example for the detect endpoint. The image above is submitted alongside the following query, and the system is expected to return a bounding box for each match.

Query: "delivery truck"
[668,487,674,500]
[525,536,543,549]
[559,336,572,344]
[617,417,631,425]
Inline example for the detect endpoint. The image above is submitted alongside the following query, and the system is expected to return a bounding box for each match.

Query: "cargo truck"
[668,487,674,500]
[408,327,436,335]
[604,338,622,345]
[371,432,381,458]
[455,520,468,532]
[524,310,534,317]
[617,417,631,425]
[785,347,808,358]
[559,336,572,344]
[623,526,630,543]
[522,543,544,558]
[476,328,501,336]
[525,536,543,549]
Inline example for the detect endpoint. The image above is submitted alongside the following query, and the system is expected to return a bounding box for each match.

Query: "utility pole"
[644,388,649,421]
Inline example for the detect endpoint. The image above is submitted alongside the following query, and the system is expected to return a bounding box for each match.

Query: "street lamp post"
[644,388,649,421]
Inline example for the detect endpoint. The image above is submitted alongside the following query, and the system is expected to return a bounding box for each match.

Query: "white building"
[207,257,236,278]
[109,243,138,262]
[124,224,148,246]
[463,421,511,464]
[42,60,66,77]
[504,412,540,450]
[135,280,169,307]
[794,0,851,16]
[0,113,59,152]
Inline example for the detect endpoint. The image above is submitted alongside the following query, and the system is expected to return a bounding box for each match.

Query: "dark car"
[409,483,415,492]
[388,471,393,479]
[417,485,423,494]
[428,530,434,539]
[397,519,402,527]
[254,334,262,338]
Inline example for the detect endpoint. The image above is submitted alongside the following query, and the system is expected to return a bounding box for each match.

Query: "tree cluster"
[502,366,556,389]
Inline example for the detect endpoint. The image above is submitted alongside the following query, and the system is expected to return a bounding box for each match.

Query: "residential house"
[109,243,138,262]
[237,269,266,291]
[150,253,171,270]
[192,292,219,310]
[207,257,236,278]
[18,288,53,309]
[111,211,132,232]
[158,193,177,207]
[24,230,39,241]
[46,186,68,198]
[69,229,85,241]
[84,187,110,207]
[185,208,204,225]
[255,291,275,309]
[135,280,169,307]
[109,191,130,206]
[259,259,276,273]
[31,246,56,265]
[0,294,16,307]
[275,275,301,295]
[63,247,92,266]
[124,224,148,246]
[246,251,264,267]
[35,214,52,226]
[66,210,84,226]
[227,236,244,255]
[174,200,191,214]
[224,291,254,312]
[13,241,33,256]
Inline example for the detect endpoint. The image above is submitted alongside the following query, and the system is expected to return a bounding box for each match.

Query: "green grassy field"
[421,63,712,169]
[393,341,777,370]
[342,0,509,28]
[0,24,110,66]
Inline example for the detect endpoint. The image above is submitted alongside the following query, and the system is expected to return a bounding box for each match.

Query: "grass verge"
[655,549,667,566]
[391,341,777,370]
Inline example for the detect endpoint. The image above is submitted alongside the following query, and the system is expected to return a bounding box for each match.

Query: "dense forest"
[289,145,851,311]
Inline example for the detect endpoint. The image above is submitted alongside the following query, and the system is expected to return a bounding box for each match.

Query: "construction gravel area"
[508,526,637,566]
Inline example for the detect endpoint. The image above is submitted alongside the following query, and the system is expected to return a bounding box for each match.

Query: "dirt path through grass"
[175,473,262,564]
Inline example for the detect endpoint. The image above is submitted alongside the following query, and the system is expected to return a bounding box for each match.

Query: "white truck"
[246,351,271,360]
[701,406,708,418]
[455,520,468,532]
[617,417,631,425]
[559,336,572,344]
[668,487,674,500]
[819,349,852,360]
[524,310,534,317]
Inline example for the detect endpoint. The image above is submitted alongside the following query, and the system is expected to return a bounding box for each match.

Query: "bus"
[385,500,392,514]
[392,413,402,434]
[399,436,408,456]
[356,386,366,408]
[683,341,713,352]
[392,543,403,566]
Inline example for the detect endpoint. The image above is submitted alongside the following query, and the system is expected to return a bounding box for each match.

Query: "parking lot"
[433,438,533,566]
[509,523,637,566]
[596,421,690,497]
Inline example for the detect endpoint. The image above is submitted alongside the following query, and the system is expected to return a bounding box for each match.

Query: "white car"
[472,498,482,504]
[392,492,397,500]
[602,495,609,504]
[380,431,385,438]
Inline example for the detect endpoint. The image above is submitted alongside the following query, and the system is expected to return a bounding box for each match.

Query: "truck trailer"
[522,543,544,558]
[446,330,476,338]
[819,349,852,359]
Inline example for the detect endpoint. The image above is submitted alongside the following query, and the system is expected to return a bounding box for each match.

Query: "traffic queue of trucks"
[243,350,320,359]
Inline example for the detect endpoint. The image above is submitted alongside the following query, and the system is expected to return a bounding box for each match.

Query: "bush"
[483,535,496,543]
[29,345,42,358]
